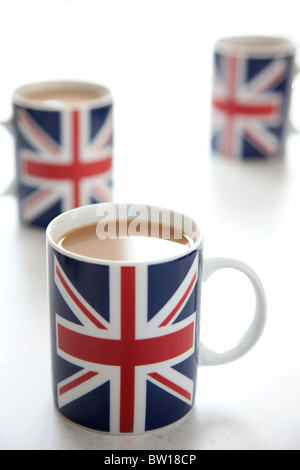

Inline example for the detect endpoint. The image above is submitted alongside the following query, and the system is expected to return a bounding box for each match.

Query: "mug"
[46,203,267,434]
[211,36,296,160]
[1,80,113,227]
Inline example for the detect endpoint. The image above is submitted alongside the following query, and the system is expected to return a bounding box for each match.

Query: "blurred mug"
[1,80,113,227]
[211,36,296,160]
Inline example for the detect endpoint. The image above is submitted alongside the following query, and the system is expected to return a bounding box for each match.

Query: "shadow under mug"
[1,80,113,228]
[46,202,267,434]
[211,35,296,160]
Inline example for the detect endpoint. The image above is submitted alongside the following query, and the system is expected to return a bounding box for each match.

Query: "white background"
[0,0,300,450]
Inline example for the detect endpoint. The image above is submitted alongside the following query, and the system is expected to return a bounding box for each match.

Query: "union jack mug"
[211,36,296,160]
[1,80,113,227]
[46,203,267,434]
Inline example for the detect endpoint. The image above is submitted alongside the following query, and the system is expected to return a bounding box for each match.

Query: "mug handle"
[0,117,15,196]
[199,257,267,366]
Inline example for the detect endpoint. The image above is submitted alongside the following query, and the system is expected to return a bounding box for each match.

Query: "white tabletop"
[1,0,300,451]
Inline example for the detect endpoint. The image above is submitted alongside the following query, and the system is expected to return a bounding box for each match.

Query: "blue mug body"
[47,204,202,433]
[211,36,295,160]
[13,81,113,227]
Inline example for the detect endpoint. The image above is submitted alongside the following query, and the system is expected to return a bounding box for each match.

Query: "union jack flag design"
[211,53,293,159]
[15,104,113,227]
[48,247,200,433]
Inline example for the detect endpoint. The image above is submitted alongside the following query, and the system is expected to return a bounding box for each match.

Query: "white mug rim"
[214,35,295,57]
[46,203,203,266]
[12,80,112,111]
